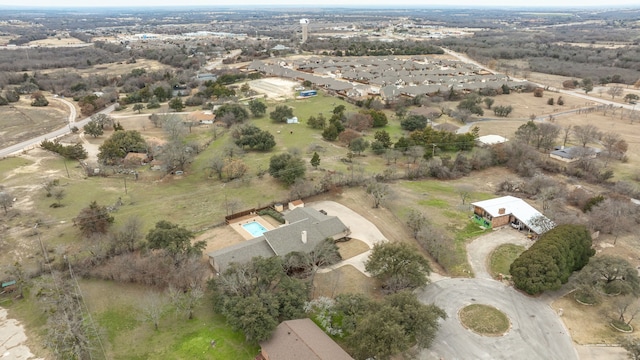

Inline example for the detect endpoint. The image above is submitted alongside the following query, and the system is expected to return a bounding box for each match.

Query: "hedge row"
[510,224,594,295]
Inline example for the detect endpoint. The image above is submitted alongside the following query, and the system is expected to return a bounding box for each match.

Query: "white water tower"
[300,19,309,43]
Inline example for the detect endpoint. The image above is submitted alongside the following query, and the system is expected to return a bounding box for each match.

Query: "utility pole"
[63,159,70,178]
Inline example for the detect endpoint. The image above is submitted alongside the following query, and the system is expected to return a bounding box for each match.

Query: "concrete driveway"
[308,201,388,275]
[466,227,533,280]
[416,278,578,360]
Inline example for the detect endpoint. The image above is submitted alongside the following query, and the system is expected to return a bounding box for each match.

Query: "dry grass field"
[27,36,87,46]
[0,97,68,148]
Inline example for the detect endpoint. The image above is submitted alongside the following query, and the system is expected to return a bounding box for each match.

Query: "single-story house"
[208,207,349,273]
[476,135,509,146]
[258,318,354,360]
[550,146,600,163]
[471,195,554,235]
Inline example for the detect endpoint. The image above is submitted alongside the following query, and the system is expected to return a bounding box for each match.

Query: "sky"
[0,0,638,8]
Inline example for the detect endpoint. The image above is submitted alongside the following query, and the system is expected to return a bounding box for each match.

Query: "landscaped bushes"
[258,208,285,224]
[510,224,594,295]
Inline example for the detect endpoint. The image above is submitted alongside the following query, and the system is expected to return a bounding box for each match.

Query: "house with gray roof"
[208,208,349,273]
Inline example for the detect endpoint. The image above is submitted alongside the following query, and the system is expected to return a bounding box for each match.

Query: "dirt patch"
[0,97,68,148]
[248,78,299,100]
[0,307,43,360]
[198,225,245,255]
[337,239,370,259]
[312,265,378,299]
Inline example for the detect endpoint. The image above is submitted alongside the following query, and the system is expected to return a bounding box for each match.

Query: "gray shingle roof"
[208,208,348,272]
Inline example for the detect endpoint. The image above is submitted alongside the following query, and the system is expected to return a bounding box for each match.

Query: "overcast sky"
[0,0,637,8]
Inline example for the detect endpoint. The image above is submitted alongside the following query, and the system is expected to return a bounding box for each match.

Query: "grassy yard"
[81,279,258,360]
[459,304,510,336]
[488,244,525,278]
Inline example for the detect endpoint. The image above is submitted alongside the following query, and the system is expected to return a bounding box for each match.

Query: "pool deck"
[229,214,276,240]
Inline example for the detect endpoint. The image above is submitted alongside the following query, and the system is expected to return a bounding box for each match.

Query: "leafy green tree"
[578,255,640,296]
[247,99,267,118]
[501,84,511,94]
[457,94,484,116]
[74,201,114,237]
[307,113,327,129]
[493,105,513,117]
[83,120,103,137]
[483,97,495,109]
[582,78,594,94]
[232,124,276,151]
[365,109,388,127]
[310,152,320,169]
[322,124,339,141]
[365,242,431,293]
[269,105,294,123]
[374,130,392,148]
[269,153,306,185]
[215,103,250,123]
[401,114,429,131]
[146,220,206,262]
[168,97,184,112]
[510,224,594,295]
[212,256,308,342]
[132,103,144,113]
[349,137,369,155]
[30,92,49,107]
[98,130,147,165]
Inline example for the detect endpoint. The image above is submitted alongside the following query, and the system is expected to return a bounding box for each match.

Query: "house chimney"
[498,208,506,215]
[301,230,307,244]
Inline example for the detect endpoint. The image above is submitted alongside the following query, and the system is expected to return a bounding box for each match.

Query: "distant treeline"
[437,28,640,84]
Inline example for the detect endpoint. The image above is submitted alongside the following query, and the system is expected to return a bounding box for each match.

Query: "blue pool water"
[242,221,269,237]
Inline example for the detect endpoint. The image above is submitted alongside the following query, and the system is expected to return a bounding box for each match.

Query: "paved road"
[0,99,115,158]
[417,278,578,360]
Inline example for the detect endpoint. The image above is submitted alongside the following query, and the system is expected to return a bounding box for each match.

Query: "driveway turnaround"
[416,278,578,360]
[309,200,388,275]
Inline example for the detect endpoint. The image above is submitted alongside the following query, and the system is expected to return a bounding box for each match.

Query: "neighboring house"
[208,207,349,272]
[476,135,508,146]
[472,196,554,235]
[432,122,460,133]
[257,318,354,360]
[550,146,600,163]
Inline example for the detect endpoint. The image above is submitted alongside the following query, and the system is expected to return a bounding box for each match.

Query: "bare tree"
[407,145,425,164]
[162,114,186,142]
[456,185,473,205]
[0,189,13,214]
[139,292,167,330]
[207,155,225,180]
[612,295,640,326]
[535,123,560,150]
[573,124,600,147]
[366,180,391,208]
[607,86,624,100]
[167,284,204,320]
[111,215,145,253]
[588,198,637,244]
[561,125,572,147]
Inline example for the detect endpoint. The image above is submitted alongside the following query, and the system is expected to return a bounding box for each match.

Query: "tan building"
[258,318,353,360]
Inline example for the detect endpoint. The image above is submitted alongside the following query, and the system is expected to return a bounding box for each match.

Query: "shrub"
[510,224,594,295]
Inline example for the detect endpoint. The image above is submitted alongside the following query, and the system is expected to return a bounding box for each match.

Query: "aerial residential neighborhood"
[1,3,640,360]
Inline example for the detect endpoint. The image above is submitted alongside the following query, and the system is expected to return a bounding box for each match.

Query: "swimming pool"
[242,221,269,238]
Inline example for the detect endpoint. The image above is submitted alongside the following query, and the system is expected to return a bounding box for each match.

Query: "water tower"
[300,19,309,43]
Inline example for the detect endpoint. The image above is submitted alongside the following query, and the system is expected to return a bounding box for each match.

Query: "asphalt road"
[0,99,115,158]
[417,278,578,360]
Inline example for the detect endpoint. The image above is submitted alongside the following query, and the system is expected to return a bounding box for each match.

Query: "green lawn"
[488,244,526,278]
[459,304,510,336]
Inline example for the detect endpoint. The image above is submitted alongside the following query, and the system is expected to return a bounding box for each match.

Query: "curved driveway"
[309,200,388,276]
[417,278,578,360]
[0,98,114,158]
